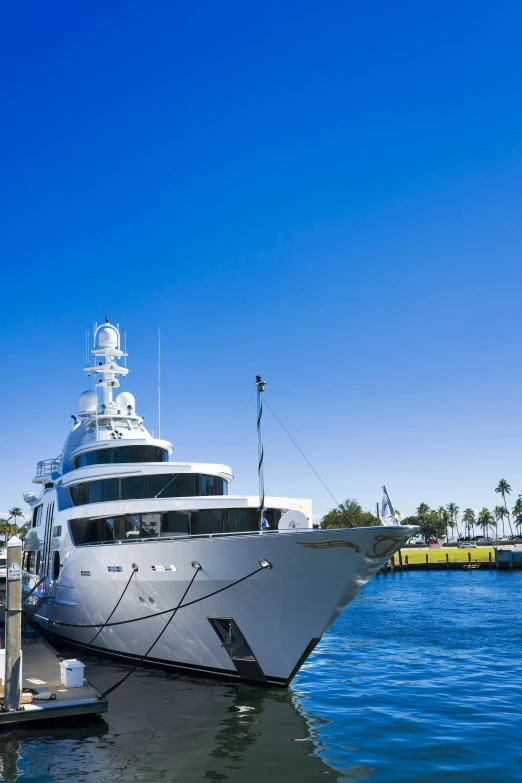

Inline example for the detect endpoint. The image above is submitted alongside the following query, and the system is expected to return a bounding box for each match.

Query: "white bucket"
[59,658,85,688]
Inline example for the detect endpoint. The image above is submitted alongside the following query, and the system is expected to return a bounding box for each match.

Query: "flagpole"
[254,376,266,530]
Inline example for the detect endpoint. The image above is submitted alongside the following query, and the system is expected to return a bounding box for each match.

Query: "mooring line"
[27,563,269,630]
[99,562,201,698]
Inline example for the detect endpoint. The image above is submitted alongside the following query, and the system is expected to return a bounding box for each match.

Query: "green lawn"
[399,546,494,564]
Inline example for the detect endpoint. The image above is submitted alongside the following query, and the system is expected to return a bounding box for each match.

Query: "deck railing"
[35,457,62,477]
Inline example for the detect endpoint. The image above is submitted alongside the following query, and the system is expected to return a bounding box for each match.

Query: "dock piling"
[5,536,22,712]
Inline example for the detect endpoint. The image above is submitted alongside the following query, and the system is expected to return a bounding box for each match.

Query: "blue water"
[1,571,521,782]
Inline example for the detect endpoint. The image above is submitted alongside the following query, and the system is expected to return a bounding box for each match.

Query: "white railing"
[36,457,61,477]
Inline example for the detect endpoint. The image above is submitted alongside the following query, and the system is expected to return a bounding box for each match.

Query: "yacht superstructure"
[22,320,416,686]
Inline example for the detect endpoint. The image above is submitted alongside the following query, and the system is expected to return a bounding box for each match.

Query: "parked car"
[458,542,477,548]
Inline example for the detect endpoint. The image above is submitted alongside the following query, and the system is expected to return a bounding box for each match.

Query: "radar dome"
[116,392,136,412]
[98,326,118,348]
[78,390,98,416]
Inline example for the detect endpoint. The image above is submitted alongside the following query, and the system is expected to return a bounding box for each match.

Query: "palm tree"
[478,507,494,540]
[512,497,522,539]
[447,503,459,539]
[437,507,450,542]
[416,503,430,518]
[0,519,18,542]
[495,480,514,536]
[17,521,30,540]
[462,508,476,540]
[494,505,508,539]
[8,506,24,527]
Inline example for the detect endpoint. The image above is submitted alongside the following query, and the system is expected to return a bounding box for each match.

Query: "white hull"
[27,526,413,685]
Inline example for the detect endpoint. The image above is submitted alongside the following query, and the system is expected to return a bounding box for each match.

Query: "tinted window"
[173,474,195,497]
[199,476,221,496]
[146,474,175,498]
[70,484,88,505]
[52,551,60,580]
[141,513,161,537]
[32,506,42,528]
[70,517,116,545]
[121,477,144,500]
[226,508,258,533]
[68,472,224,505]
[191,509,223,535]
[261,509,282,530]
[74,446,168,468]
[108,515,138,540]
[102,479,119,502]
[113,446,133,464]
[87,481,102,504]
[163,511,190,536]
[68,508,277,546]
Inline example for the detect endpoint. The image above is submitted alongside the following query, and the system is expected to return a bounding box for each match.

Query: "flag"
[381,486,398,526]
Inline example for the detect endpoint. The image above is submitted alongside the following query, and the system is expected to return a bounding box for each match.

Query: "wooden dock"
[0,618,107,726]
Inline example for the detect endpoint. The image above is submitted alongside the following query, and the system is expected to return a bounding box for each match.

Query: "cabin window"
[141,513,161,537]
[226,508,259,533]
[173,474,196,497]
[87,481,103,504]
[74,446,168,469]
[68,473,227,505]
[24,551,38,573]
[52,526,62,537]
[121,476,144,500]
[163,511,190,536]
[191,509,223,535]
[102,478,119,502]
[199,475,226,496]
[68,508,282,545]
[261,509,282,530]
[52,550,61,580]
[146,474,174,498]
[32,505,43,528]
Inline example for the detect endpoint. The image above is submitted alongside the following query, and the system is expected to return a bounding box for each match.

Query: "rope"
[29,565,266,629]
[22,576,46,604]
[264,398,341,508]
[99,565,201,698]
[73,563,138,654]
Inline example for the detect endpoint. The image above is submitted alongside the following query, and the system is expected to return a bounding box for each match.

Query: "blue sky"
[1,1,522,521]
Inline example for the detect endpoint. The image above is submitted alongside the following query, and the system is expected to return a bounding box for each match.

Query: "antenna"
[158,327,161,440]
[86,329,91,389]
[124,332,127,368]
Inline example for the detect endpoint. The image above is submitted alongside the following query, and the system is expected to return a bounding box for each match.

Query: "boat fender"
[23,687,57,701]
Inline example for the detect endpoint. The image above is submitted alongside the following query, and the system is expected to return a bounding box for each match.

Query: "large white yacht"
[22,320,416,686]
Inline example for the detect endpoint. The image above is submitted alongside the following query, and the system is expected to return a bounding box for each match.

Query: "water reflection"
[0,654,337,782]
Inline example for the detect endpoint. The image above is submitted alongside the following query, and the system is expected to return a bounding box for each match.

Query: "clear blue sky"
[2,1,522,521]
